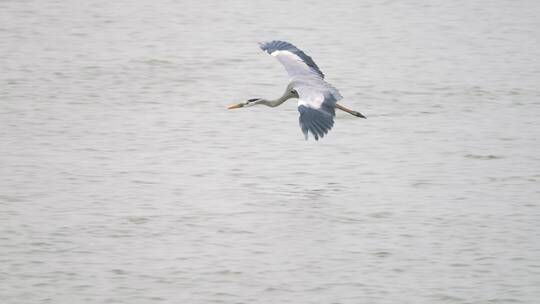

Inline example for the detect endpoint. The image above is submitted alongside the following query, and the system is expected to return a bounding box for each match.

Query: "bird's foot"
[352,111,367,118]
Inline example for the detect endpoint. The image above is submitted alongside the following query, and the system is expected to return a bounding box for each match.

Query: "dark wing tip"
[258,40,293,53]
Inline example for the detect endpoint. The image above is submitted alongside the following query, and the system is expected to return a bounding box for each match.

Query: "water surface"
[1,0,540,303]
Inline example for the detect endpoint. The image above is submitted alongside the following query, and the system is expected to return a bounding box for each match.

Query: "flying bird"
[228,40,366,140]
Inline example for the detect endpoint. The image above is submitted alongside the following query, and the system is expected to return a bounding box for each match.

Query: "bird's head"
[227,98,263,109]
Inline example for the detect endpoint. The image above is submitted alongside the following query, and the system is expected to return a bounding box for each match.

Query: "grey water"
[1,0,540,303]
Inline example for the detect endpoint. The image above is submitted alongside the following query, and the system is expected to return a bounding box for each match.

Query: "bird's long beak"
[227,103,244,110]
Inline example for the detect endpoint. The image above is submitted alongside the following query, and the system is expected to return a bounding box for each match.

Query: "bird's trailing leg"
[335,103,366,118]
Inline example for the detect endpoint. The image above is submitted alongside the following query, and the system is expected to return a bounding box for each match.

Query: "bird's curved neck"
[262,90,294,107]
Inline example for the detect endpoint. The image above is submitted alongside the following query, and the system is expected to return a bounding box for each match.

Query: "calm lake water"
[1,0,540,303]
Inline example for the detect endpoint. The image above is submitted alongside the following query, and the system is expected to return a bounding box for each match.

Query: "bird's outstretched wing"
[259,40,342,140]
[295,81,341,140]
[259,40,325,79]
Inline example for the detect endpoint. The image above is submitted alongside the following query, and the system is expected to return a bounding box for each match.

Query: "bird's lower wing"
[295,81,340,140]
[298,105,335,141]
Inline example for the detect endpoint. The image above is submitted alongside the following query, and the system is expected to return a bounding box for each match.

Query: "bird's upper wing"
[259,40,342,140]
[259,40,325,79]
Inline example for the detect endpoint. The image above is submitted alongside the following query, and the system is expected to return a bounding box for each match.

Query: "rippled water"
[1,0,540,303]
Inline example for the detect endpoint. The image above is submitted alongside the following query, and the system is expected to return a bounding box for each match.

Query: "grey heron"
[228,40,366,140]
